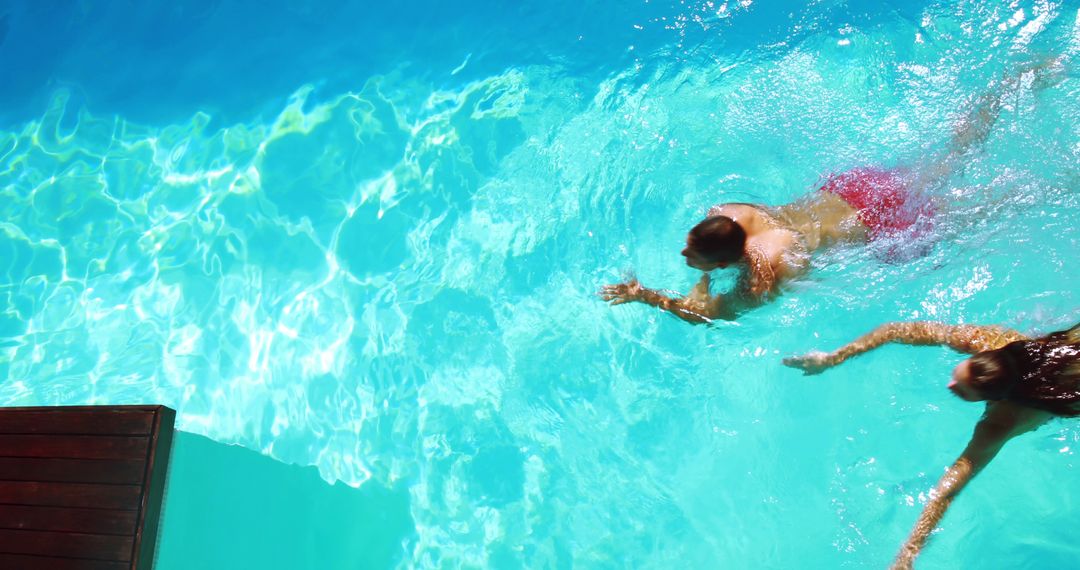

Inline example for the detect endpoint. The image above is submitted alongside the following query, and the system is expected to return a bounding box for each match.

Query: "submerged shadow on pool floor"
[156,431,414,570]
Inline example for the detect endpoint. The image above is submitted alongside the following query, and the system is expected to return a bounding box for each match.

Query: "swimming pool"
[2,0,1079,567]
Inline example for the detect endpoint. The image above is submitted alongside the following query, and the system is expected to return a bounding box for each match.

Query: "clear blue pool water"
[2,0,1079,567]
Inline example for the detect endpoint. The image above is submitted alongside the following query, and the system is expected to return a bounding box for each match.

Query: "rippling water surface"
[2,0,1079,567]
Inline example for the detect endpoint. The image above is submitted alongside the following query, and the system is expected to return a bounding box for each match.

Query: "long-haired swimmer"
[784,320,1080,569]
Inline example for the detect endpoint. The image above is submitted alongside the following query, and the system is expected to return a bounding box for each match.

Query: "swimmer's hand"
[599,277,717,324]
[599,278,646,305]
[782,351,838,375]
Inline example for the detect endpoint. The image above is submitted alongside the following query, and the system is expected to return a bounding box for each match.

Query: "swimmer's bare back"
[707,203,807,286]
[772,191,867,250]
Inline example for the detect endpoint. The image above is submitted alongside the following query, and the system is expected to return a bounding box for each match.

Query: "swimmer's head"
[950,334,1080,416]
[949,347,1020,402]
[682,216,746,271]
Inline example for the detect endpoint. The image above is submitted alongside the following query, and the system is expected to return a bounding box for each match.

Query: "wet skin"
[601,192,870,323]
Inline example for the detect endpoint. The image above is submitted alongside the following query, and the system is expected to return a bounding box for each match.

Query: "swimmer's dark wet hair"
[966,344,1023,400]
[967,333,1080,417]
[687,216,746,264]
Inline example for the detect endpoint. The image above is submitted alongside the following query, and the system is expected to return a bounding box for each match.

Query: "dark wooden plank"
[0,435,149,460]
[0,481,142,509]
[0,553,128,570]
[132,405,175,570]
[0,404,176,569]
[0,528,133,561]
[0,504,137,535]
[0,410,153,435]
[0,457,145,484]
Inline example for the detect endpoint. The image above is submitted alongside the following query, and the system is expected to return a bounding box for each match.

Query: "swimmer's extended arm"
[890,403,1050,569]
[601,248,783,324]
[783,322,1028,374]
[599,274,738,324]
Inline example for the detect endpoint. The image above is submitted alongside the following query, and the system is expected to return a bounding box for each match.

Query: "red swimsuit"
[820,167,935,240]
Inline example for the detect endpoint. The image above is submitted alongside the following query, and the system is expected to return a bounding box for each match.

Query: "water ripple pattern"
[1,0,1079,567]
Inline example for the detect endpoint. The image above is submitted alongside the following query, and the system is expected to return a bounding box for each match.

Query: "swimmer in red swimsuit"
[600,60,1064,324]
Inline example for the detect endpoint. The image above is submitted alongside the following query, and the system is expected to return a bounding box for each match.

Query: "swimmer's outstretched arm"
[601,249,782,324]
[783,322,1028,374]
[599,274,740,324]
[890,402,1051,569]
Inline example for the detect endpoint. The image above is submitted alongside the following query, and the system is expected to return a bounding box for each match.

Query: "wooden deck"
[0,405,175,570]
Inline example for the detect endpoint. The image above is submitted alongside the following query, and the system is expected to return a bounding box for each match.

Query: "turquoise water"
[2,0,1080,567]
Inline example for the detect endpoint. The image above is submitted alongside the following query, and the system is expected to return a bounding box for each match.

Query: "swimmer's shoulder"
[709,202,775,229]
[748,227,805,274]
[709,202,756,218]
